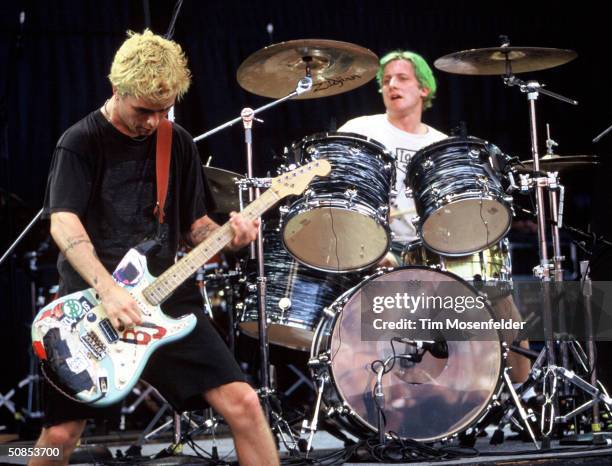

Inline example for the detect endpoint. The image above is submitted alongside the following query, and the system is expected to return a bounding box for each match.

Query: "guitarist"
[31,30,279,466]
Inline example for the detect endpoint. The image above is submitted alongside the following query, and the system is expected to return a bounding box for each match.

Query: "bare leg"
[28,419,86,466]
[205,381,279,466]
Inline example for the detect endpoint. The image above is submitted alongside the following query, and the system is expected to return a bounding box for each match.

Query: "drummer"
[338,49,530,384]
[338,49,447,265]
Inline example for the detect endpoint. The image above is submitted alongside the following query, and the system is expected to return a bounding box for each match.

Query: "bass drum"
[310,266,504,442]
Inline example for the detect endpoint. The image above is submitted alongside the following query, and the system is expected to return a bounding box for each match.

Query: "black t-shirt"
[43,109,212,297]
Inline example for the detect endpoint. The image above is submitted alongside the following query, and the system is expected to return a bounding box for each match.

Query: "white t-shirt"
[338,113,447,243]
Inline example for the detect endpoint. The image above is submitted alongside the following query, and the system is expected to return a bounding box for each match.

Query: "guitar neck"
[143,188,279,306]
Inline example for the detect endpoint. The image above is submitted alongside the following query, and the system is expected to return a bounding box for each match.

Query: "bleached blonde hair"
[109,29,191,103]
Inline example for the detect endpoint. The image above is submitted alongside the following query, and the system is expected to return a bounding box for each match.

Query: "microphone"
[393,338,449,359]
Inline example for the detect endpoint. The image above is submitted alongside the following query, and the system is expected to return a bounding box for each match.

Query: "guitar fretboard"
[143,188,279,306]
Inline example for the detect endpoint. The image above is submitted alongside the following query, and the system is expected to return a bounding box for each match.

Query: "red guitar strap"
[154,118,173,224]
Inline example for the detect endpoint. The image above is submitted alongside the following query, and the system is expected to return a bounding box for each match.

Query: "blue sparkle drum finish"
[281,132,395,273]
[407,136,513,256]
[239,224,360,351]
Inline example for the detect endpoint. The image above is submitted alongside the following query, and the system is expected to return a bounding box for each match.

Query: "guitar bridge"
[80,331,107,360]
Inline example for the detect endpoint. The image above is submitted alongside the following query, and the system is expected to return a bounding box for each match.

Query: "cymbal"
[202,166,244,214]
[236,39,379,99]
[518,155,599,172]
[434,47,577,75]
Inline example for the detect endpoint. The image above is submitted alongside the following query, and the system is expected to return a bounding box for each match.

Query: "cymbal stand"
[192,76,313,143]
[192,77,312,451]
[505,69,612,445]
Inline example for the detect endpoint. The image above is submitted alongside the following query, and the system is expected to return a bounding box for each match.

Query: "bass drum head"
[323,266,503,442]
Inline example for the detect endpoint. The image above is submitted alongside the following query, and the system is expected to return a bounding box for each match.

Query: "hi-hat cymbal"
[202,166,244,214]
[434,47,577,75]
[237,39,379,99]
[518,155,599,172]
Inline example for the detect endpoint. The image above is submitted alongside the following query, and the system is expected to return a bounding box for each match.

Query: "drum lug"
[279,205,289,215]
[343,188,357,206]
[410,216,420,226]
[323,306,336,319]
[377,205,389,220]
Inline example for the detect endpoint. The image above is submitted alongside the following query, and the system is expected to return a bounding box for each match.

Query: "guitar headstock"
[270,159,331,198]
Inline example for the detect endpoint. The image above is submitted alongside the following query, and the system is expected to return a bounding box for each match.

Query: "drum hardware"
[191,43,321,446]
[593,120,612,143]
[494,43,612,446]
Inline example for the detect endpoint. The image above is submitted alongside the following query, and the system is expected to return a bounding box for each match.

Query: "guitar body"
[31,247,197,406]
[30,159,331,406]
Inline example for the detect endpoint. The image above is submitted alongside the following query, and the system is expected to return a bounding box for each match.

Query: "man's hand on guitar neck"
[188,212,260,252]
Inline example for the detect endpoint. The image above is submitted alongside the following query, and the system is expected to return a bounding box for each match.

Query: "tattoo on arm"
[61,235,93,255]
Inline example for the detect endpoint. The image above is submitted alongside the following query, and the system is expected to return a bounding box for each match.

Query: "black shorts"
[42,289,246,428]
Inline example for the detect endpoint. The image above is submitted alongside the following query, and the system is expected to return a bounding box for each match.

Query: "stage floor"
[2,426,612,465]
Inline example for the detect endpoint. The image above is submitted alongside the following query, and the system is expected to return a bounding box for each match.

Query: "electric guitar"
[31,160,331,406]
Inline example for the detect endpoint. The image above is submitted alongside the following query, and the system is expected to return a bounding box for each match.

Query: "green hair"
[376,50,437,110]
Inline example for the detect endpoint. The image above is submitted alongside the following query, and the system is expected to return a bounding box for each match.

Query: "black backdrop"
[1,0,611,431]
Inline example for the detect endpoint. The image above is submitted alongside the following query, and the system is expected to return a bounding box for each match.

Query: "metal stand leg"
[301,375,326,455]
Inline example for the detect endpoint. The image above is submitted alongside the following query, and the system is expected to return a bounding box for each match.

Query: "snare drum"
[310,266,504,442]
[407,136,513,256]
[402,240,512,298]
[281,132,395,273]
[239,224,359,351]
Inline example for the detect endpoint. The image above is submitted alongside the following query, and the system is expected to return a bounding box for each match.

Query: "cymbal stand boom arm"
[193,77,313,143]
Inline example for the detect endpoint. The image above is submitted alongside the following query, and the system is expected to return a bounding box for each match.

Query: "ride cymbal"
[237,39,379,99]
[434,47,577,75]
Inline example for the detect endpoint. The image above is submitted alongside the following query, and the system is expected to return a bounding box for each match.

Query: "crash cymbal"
[518,155,599,172]
[434,47,577,75]
[202,166,244,214]
[237,39,379,99]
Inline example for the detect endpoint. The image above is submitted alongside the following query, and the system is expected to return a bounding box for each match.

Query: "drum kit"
[185,36,612,452]
[184,36,612,454]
